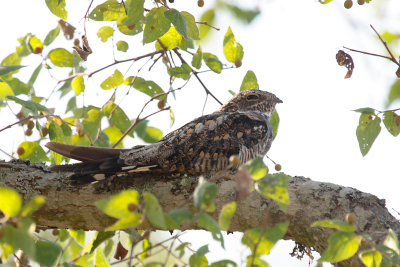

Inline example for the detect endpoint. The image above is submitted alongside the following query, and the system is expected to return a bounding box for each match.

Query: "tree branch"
[0,160,398,267]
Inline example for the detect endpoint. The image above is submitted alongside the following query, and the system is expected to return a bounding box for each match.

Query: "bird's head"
[219,89,282,116]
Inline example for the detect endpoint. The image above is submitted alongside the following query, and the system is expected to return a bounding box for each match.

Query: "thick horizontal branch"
[0,160,399,265]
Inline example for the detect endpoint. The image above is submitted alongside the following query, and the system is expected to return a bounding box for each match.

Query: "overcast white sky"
[1,0,400,266]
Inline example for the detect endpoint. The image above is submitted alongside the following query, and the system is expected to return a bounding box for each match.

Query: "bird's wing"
[45,142,130,162]
[120,111,272,174]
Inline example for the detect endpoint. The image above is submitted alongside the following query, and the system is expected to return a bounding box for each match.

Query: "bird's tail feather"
[49,156,122,175]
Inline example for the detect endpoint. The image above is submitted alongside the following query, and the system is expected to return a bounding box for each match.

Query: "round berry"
[16,112,24,120]
[275,164,282,171]
[27,120,35,129]
[42,126,48,137]
[17,146,25,156]
[235,59,242,68]
[157,100,166,110]
[345,213,356,224]
[25,129,33,136]
[52,229,59,236]
[34,47,43,54]
[198,0,204,7]
[344,0,353,9]
[168,0,174,2]
[127,203,137,212]
[357,0,365,4]
[73,39,80,46]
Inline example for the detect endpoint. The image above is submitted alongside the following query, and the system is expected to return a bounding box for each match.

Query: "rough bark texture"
[1,159,399,266]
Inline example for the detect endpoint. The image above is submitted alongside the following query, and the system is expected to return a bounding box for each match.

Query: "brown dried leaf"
[73,35,92,61]
[58,19,76,40]
[336,50,354,79]
[113,241,128,260]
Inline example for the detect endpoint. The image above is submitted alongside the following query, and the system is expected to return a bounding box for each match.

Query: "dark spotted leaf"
[143,7,170,44]
[356,114,381,156]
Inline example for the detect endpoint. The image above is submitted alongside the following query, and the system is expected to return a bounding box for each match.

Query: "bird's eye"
[246,94,259,100]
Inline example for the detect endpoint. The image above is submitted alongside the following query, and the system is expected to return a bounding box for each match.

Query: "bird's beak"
[275,96,283,104]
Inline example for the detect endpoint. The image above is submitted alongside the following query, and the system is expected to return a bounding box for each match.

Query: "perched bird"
[46,89,282,175]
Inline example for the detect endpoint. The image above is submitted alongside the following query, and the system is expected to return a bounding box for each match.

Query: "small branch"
[0,114,66,134]
[195,21,220,31]
[172,48,223,105]
[88,50,164,77]
[370,24,400,66]
[343,46,393,62]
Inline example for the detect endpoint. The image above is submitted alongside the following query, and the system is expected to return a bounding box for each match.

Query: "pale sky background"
[1,0,400,266]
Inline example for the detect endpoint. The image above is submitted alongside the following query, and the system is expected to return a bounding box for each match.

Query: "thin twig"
[0,148,14,159]
[195,21,220,31]
[172,48,223,105]
[0,114,66,134]
[342,46,393,61]
[370,24,400,66]
[88,50,164,77]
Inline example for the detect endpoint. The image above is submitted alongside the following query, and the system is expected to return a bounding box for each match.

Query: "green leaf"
[218,202,236,231]
[125,76,165,98]
[198,213,224,247]
[245,256,269,267]
[17,141,49,163]
[28,63,42,88]
[240,70,259,91]
[166,209,193,226]
[116,40,129,52]
[103,126,123,147]
[29,36,44,54]
[0,82,14,100]
[44,24,60,46]
[383,229,400,255]
[6,78,30,95]
[353,107,376,114]
[106,214,142,231]
[48,48,74,67]
[89,0,125,21]
[122,0,144,25]
[71,75,85,95]
[35,240,62,267]
[143,192,167,229]
[223,27,244,63]
[189,245,209,267]
[66,96,77,114]
[242,222,289,256]
[318,231,359,263]
[319,0,335,3]
[192,47,202,69]
[194,177,218,210]
[164,9,187,39]
[6,96,48,113]
[16,34,32,58]
[312,220,356,232]
[359,249,382,267]
[0,186,22,217]
[134,120,163,143]
[222,3,260,24]
[95,190,140,219]
[256,173,290,211]
[45,0,67,20]
[49,121,67,164]
[181,11,200,40]
[270,110,280,139]
[104,102,131,134]
[95,247,111,267]
[209,260,237,267]
[0,65,26,76]
[4,223,36,259]
[101,69,124,90]
[199,9,215,40]
[246,157,268,180]
[169,107,175,127]
[386,78,400,107]
[356,114,381,156]
[167,64,192,80]
[155,26,183,50]
[383,112,400,137]
[20,196,45,217]
[97,26,114,42]
[143,7,170,44]
[203,53,222,73]
[117,16,143,36]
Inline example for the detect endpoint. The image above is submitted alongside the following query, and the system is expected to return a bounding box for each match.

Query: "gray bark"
[0,159,399,266]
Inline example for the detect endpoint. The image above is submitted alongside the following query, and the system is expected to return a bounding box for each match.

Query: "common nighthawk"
[46,89,282,175]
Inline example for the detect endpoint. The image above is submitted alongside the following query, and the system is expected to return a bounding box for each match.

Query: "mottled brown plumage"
[46,90,282,175]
